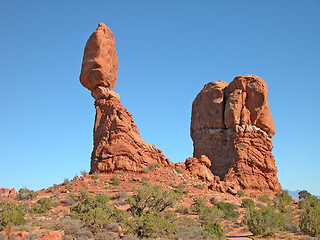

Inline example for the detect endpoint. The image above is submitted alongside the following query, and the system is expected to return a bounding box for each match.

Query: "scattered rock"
[185,155,215,183]
[41,231,62,240]
[0,188,17,198]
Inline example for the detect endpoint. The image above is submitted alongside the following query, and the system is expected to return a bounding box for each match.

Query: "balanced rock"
[80,23,118,91]
[191,75,281,194]
[80,23,169,173]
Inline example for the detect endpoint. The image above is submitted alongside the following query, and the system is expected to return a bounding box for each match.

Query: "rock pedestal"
[80,23,169,173]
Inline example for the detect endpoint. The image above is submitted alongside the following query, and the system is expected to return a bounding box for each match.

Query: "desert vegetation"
[1,171,320,240]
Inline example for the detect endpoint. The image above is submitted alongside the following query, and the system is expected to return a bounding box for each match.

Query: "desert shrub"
[195,183,204,190]
[174,227,206,240]
[299,195,320,212]
[237,190,244,197]
[128,213,176,239]
[122,234,139,240]
[112,176,121,186]
[82,208,113,233]
[92,171,100,180]
[215,202,239,219]
[241,198,256,210]
[175,216,199,228]
[95,231,118,240]
[198,206,224,223]
[300,199,320,237]
[80,170,87,177]
[31,198,54,213]
[175,183,186,195]
[143,164,155,173]
[194,198,207,213]
[17,187,38,200]
[273,190,292,213]
[141,177,149,184]
[245,206,285,236]
[0,200,26,231]
[175,168,182,174]
[22,233,41,239]
[71,194,111,217]
[62,178,70,185]
[201,221,224,239]
[128,184,180,217]
[258,195,270,203]
[299,190,312,200]
[71,193,117,233]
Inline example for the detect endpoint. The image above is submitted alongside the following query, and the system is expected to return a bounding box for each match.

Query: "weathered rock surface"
[80,23,118,91]
[185,155,215,183]
[191,75,281,193]
[80,23,169,173]
[0,188,17,198]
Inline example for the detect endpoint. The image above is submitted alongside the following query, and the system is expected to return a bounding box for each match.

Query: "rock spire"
[80,23,169,173]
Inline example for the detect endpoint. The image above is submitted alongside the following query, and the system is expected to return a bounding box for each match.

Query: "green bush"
[201,221,224,239]
[17,187,38,200]
[245,206,285,236]
[112,176,120,186]
[92,171,100,180]
[0,200,26,231]
[128,184,180,217]
[128,212,176,239]
[258,195,270,203]
[198,206,224,223]
[273,191,292,213]
[237,190,244,197]
[241,198,256,210]
[175,183,186,195]
[70,192,122,233]
[299,190,312,200]
[31,198,54,213]
[82,208,113,233]
[215,202,239,219]
[299,195,320,212]
[299,194,320,237]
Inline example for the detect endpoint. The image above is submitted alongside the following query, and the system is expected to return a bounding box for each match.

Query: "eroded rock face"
[80,23,118,91]
[185,155,215,183]
[80,23,169,173]
[191,75,281,193]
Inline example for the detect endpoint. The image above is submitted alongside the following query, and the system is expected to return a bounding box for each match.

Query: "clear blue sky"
[1,1,319,195]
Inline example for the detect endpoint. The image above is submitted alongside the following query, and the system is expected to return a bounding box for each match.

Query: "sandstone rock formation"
[191,75,281,193]
[80,23,169,173]
[185,155,215,183]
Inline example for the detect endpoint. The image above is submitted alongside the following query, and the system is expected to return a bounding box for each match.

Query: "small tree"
[300,203,320,237]
[299,190,312,200]
[273,191,292,213]
[128,185,180,217]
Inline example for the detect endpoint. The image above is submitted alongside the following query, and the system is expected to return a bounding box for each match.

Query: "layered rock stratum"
[80,23,169,173]
[191,75,282,193]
